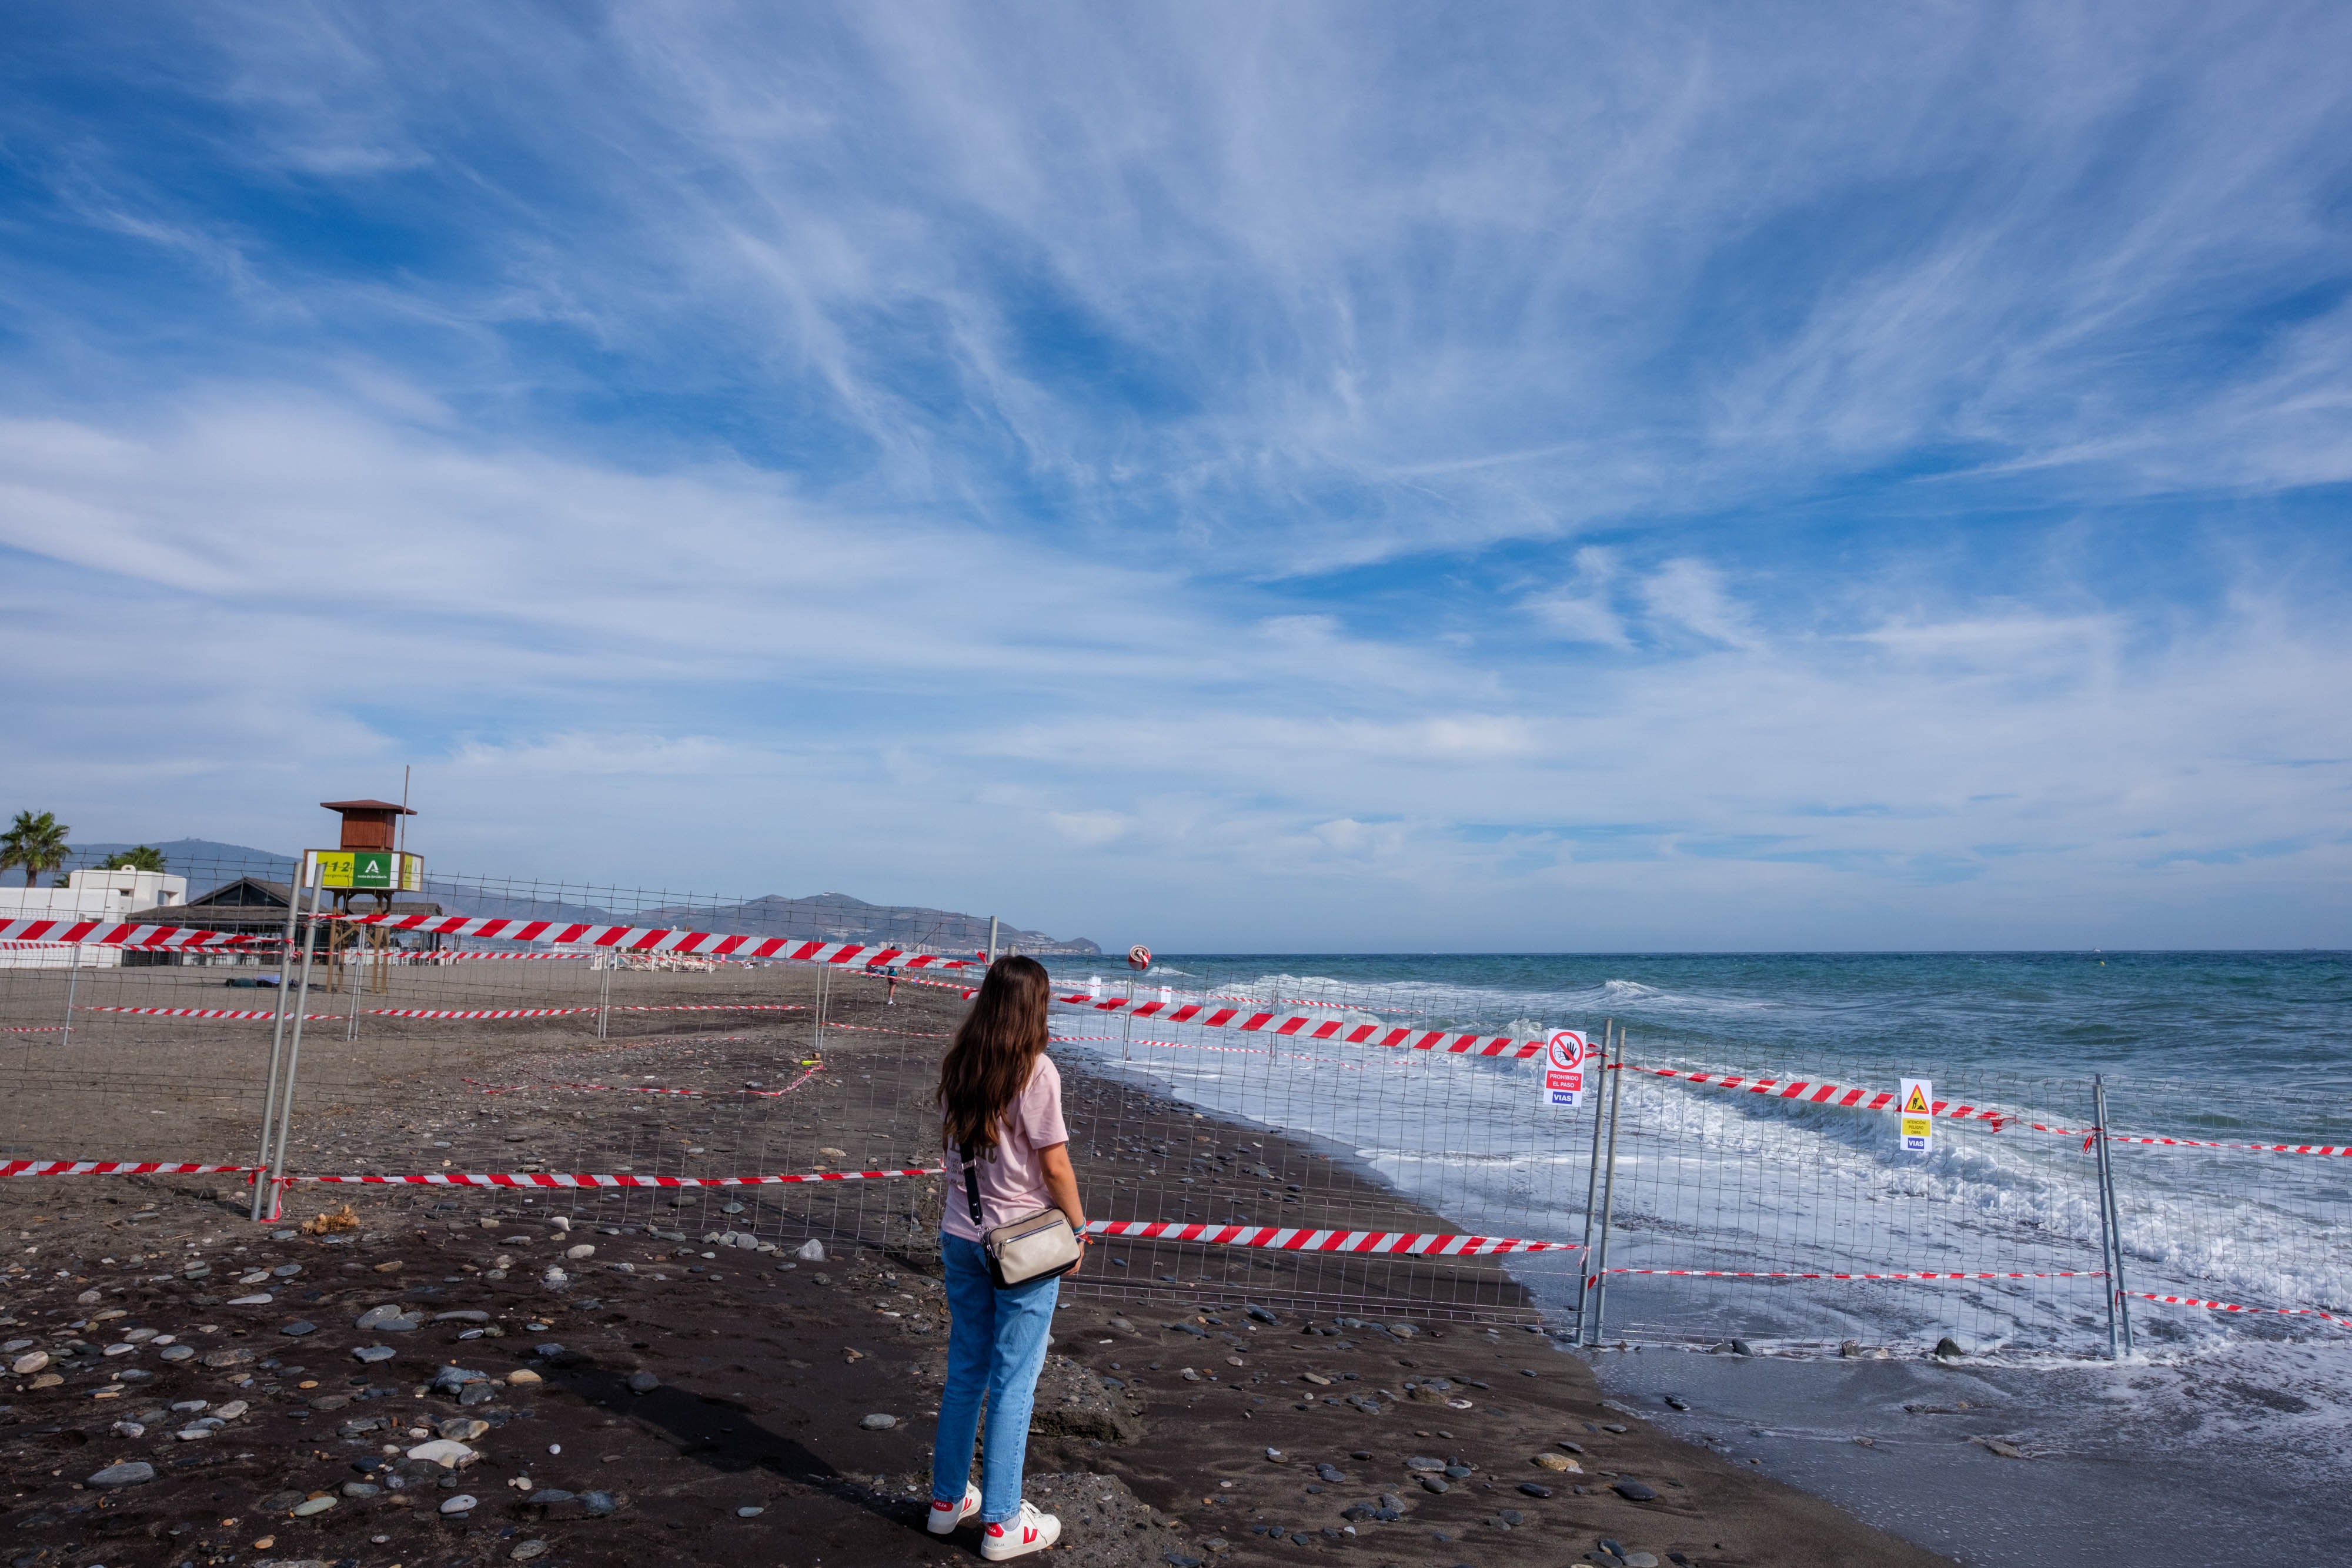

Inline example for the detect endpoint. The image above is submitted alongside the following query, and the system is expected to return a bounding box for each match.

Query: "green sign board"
[305,850,425,892]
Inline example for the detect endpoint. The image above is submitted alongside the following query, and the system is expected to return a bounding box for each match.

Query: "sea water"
[1045,951,2352,1567]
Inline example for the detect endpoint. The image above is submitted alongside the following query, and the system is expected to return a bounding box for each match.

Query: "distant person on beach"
[928,955,1088,1559]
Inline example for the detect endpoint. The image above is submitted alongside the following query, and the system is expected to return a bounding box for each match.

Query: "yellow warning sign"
[1899,1077,1933,1152]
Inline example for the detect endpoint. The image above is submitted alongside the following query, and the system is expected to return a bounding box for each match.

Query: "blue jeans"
[930,1232,1060,1523]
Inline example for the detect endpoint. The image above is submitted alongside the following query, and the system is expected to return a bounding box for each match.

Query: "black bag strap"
[958,1142,986,1231]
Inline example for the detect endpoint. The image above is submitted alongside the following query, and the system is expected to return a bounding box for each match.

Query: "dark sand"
[0,964,1951,1567]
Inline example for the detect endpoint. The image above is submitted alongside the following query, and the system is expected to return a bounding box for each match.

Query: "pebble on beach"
[86,1462,155,1488]
[407,1439,479,1468]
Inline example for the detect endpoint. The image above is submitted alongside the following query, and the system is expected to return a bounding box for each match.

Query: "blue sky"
[3,2,2348,950]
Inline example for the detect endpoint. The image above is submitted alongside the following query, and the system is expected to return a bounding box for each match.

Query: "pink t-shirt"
[941,1054,1070,1242]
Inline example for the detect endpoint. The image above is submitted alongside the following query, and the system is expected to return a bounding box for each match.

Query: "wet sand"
[0,966,1952,1567]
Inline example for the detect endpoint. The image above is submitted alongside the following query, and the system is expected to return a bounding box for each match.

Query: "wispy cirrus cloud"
[0,1,2347,947]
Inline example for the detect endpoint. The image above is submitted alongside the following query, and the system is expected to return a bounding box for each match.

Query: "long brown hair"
[938,955,1052,1156]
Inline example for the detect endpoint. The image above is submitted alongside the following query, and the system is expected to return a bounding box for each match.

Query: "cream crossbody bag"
[959,1142,1083,1288]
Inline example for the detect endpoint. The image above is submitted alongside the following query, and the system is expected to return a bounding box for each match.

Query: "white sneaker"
[926,1482,981,1534]
[980,1500,1061,1560]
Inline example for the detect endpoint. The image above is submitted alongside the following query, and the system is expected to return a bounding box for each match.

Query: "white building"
[0,868,190,968]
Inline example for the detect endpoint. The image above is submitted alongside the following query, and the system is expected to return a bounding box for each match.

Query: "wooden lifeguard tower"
[314,798,420,995]
[320,798,413,855]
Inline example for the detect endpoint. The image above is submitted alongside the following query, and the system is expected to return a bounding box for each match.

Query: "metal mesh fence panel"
[3,873,2346,1358]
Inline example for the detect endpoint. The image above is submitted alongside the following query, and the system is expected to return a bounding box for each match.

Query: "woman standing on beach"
[927,955,1089,1560]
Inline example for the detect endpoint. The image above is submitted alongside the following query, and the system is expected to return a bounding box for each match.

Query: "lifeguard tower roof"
[320,798,417,852]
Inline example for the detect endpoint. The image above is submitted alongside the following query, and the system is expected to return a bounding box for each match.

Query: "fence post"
[1587,1027,1628,1346]
[987,916,999,965]
[262,865,327,1223]
[2092,1074,2134,1357]
[1572,1019,1613,1343]
[596,954,613,1039]
[250,860,307,1221]
[61,943,82,1045]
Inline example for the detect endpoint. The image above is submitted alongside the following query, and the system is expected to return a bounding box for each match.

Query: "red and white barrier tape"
[81,1004,339,1021]
[1019,972,1438,1019]
[1055,1003,2006,1128]
[1083,1219,1579,1256]
[78,1001,808,1024]
[393,951,594,962]
[1631,1065,2337,1156]
[855,962,1439,1020]
[363,1002,806,1021]
[1060,996,2346,1155]
[1194,989,1433,1016]
[1064,1004,2347,1157]
[2128,1290,2352,1330]
[8,1149,2343,1332]
[1,1025,71,1034]
[893,974,981,999]
[2017,1122,2352,1158]
[1054,1033,1416,1071]
[607,1003,806,1016]
[1053,994,1540,1059]
[0,918,252,949]
[1623,1064,2012,1128]
[286,1165,941,1189]
[2110,1133,2352,1157]
[1596,1266,2104,1282]
[366,1005,592,1021]
[1076,989,2347,1159]
[336,912,980,970]
[1,1161,261,1177]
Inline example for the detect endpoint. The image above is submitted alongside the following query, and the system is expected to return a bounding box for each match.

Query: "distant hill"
[636,891,1099,955]
[59,839,1094,954]
[64,840,296,882]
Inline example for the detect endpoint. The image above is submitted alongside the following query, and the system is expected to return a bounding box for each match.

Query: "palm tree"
[1,811,72,888]
[99,846,167,873]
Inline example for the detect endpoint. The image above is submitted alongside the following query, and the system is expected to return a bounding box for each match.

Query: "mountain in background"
[636,892,1098,955]
[60,839,1095,954]
[65,839,296,876]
